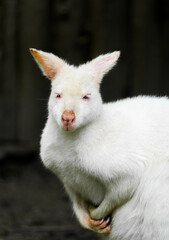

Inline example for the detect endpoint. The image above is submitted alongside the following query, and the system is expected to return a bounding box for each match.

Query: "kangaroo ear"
[88,51,120,83]
[30,48,66,80]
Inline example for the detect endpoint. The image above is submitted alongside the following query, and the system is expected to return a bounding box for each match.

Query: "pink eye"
[56,93,61,99]
[82,94,91,100]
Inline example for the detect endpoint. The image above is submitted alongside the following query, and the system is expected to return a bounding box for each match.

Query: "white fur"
[31,49,169,240]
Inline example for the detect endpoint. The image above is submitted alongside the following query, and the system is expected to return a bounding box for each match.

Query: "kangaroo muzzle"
[61,110,75,131]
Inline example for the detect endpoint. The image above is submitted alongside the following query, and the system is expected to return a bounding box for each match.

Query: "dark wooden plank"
[18,0,50,144]
[89,0,131,102]
[158,0,169,96]
[0,0,18,140]
[131,0,161,96]
[51,0,91,64]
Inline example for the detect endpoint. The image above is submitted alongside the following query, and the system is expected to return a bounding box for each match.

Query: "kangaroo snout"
[61,110,75,131]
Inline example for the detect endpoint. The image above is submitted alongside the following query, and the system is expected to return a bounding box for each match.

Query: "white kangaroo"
[30,48,169,240]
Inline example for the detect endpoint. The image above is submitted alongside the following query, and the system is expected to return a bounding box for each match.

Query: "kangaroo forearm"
[90,176,137,220]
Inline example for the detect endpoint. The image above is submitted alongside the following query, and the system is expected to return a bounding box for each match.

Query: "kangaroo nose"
[61,110,75,127]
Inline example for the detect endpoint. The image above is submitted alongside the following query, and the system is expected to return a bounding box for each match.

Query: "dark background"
[0,0,169,239]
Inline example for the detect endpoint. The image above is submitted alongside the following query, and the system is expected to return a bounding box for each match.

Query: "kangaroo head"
[30,48,120,132]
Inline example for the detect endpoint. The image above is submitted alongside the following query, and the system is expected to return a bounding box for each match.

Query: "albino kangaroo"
[30,48,169,240]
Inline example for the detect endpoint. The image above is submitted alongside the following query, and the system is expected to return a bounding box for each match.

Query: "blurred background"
[0,0,169,239]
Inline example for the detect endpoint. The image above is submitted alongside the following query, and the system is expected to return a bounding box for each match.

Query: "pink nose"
[61,110,75,127]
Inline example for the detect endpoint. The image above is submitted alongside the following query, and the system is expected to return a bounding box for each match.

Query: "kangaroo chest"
[47,142,105,205]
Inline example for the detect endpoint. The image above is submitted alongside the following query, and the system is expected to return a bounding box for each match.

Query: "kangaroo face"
[30,48,120,132]
[48,67,102,131]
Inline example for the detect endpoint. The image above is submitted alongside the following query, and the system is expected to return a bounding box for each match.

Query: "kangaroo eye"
[82,94,91,100]
[56,93,61,99]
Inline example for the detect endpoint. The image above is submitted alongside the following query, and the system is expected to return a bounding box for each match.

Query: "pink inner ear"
[30,48,64,80]
[96,56,113,70]
[42,57,58,79]
[44,67,57,79]
[89,51,120,79]
[37,55,59,80]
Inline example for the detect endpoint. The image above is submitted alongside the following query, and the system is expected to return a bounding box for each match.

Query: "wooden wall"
[0,0,169,149]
